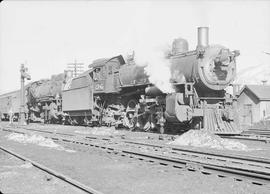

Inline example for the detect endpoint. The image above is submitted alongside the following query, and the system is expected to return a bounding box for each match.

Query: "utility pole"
[19,64,31,125]
[67,60,84,77]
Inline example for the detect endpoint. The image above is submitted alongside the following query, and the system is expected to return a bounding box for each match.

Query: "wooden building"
[237,85,270,127]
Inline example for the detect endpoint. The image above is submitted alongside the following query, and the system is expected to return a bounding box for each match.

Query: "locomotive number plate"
[94,83,104,91]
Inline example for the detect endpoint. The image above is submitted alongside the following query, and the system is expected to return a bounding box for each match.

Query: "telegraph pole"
[67,60,84,77]
[19,64,31,125]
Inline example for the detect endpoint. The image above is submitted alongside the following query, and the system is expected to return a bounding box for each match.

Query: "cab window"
[93,67,102,81]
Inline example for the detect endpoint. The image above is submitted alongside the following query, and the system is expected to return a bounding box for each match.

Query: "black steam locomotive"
[61,27,240,134]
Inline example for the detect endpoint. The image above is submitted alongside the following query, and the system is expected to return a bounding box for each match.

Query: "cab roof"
[88,55,125,69]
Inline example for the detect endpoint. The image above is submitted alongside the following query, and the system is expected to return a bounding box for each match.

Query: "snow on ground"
[168,130,253,151]
[3,162,33,169]
[6,133,75,152]
[19,162,33,169]
[75,127,120,136]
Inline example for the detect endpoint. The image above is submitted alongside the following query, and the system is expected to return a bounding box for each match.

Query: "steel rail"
[3,126,270,168]
[18,126,270,162]
[55,136,270,186]
[84,137,270,174]
[219,135,270,143]
[2,126,270,186]
[0,145,103,194]
[118,139,270,164]
[3,126,270,164]
[6,124,270,143]
[241,129,270,137]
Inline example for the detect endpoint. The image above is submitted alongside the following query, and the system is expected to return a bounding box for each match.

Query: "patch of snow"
[74,130,92,135]
[168,130,252,151]
[0,171,18,178]
[75,127,120,136]
[4,163,33,169]
[65,149,76,153]
[6,133,75,153]
[20,162,33,169]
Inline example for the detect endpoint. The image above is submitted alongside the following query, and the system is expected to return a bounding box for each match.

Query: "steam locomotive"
[61,27,240,133]
[0,74,65,123]
[0,27,240,134]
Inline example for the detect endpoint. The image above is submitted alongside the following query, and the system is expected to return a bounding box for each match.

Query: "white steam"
[133,44,174,93]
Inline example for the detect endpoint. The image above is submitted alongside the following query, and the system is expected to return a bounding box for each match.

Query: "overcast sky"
[1,0,270,94]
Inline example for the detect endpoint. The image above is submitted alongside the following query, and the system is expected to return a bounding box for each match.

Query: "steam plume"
[134,44,174,93]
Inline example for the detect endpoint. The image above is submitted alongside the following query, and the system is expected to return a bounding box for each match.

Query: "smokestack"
[197,27,209,48]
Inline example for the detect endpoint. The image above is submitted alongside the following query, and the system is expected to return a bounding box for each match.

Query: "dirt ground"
[0,148,85,194]
[0,122,270,194]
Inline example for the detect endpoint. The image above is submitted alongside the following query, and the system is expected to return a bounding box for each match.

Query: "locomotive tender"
[0,27,239,134]
[62,27,240,133]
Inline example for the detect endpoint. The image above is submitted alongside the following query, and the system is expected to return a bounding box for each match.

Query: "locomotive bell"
[197,27,209,48]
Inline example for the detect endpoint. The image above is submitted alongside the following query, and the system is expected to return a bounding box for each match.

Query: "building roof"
[239,85,270,101]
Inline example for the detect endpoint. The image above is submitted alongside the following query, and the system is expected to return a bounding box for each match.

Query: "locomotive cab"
[89,55,125,94]
[89,66,106,93]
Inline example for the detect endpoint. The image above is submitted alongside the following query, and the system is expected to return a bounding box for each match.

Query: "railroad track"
[20,124,270,143]
[8,123,270,143]
[218,128,270,143]
[242,128,270,137]
[1,126,270,187]
[219,134,270,143]
[0,144,103,194]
